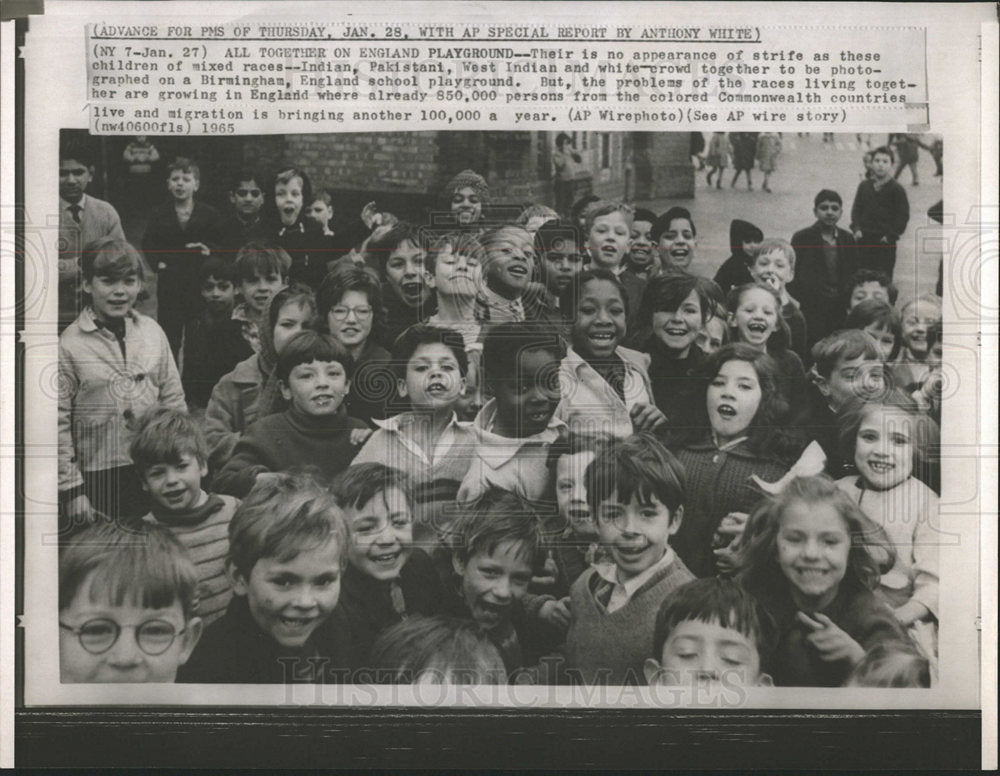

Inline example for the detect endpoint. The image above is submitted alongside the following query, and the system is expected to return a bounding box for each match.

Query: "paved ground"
[635,132,942,301]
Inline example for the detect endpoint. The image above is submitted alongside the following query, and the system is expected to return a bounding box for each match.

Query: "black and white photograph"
[4,1,994,769]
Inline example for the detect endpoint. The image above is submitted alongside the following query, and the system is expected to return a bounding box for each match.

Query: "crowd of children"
[57,139,943,692]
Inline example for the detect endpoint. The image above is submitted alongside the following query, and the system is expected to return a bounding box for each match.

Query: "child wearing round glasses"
[59,520,203,683]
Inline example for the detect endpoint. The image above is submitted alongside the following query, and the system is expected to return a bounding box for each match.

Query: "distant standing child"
[58,239,185,530]
[178,474,350,683]
[729,132,759,190]
[563,433,695,686]
[705,132,728,189]
[180,256,253,409]
[789,190,860,349]
[331,463,445,671]
[142,157,222,357]
[59,521,203,683]
[755,132,782,192]
[216,169,267,253]
[738,476,908,687]
[850,145,910,279]
[714,219,763,296]
[132,408,239,625]
[213,331,368,498]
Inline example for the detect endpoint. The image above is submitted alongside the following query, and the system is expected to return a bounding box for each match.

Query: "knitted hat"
[442,169,490,204]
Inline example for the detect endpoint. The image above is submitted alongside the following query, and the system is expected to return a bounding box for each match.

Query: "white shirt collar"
[471,399,564,465]
[593,546,676,612]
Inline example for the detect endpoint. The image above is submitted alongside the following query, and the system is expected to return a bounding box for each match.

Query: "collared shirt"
[474,285,525,324]
[456,399,565,503]
[58,194,126,325]
[367,412,468,467]
[556,345,654,439]
[592,547,677,613]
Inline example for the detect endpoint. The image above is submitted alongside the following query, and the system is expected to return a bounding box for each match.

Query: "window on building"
[601,133,610,168]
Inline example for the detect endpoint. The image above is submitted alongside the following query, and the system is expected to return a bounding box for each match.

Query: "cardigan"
[213,406,368,497]
[333,548,446,672]
[836,475,940,618]
[177,595,350,684]
[755,584,909,687]
[673,439,788,578]
[142,493,239,625]
[563,558,695,685]
[58,307,185,491]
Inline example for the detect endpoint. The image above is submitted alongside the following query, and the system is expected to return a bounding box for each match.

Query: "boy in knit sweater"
[213,330,369,497]
[563,433,694,686]
[131,408,239,625]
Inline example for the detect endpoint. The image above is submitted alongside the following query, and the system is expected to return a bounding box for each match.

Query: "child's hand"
[360,201,379,229]
[713,543,741,576]
[796,612,865,665]
[185,241,211,257]
[853,229,864,241]
[629,403,667,433]
[62,493,93,531]
[539,597,572,631]
[892,600,931,627]
[254,471,282,487]
[531,551,558,588]
[349,427,373,446]
[712,512,749,548]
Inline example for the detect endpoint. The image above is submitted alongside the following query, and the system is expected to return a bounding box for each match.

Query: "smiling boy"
[366,222,436,344]
[563,433,694,686]
[178,473,349,683]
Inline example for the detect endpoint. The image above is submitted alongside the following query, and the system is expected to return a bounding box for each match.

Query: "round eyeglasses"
[330,305,374,321]
[60,618,184,656]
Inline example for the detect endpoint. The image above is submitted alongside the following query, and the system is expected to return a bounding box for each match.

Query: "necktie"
[68,204,82,224]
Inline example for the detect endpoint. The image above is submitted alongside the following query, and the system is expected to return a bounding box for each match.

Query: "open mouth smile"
[716,404,737,418]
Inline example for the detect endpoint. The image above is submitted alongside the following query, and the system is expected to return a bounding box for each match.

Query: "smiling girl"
[557,268,666,438]
[738,475,907,687]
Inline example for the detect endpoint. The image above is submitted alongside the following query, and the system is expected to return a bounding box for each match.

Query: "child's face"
[484,234,535,298]
[595,492,681,580]
[233,539,342,649]
[849,281,890,310]
[240,271,285,317]
[541,241,584,296]
[863,323,897,360]
[83,272,141,322]
[657,218,696,273]
[168,169,199,201]
[707,359,762,444]
[741,240,761,260]
[587,211,631,270]
[571,278,626,359]
[306,198,334,228]
[344,487,413,582]
[384,240,430,308]
[453,541,533,631]
[273,300,314,354]
[814,199,842,229]
[432,245,481,300]
[901,301,940,358]
[730,287,778,348]
[142,452,207,513]
[275,176,304,226]
[399,342,466,411]
[628,219,655,271]
[59,573,201,683]
[777,499,850,611]
[451,186,483,224]
[229,180,264,218]
[928,339,943,364]
[751,249,794,293]
[854,408,915,490]
[59,158,92,202]
[652,289,703,355]
[556,450,597,538]
[646,619,764,688]
[280,359,350,417]
[870,152,893,179]
[200,275,236,316]
[326,290,373,353]
[493,346,561,437]
[818,355,886,410]
[697,316,727,354]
